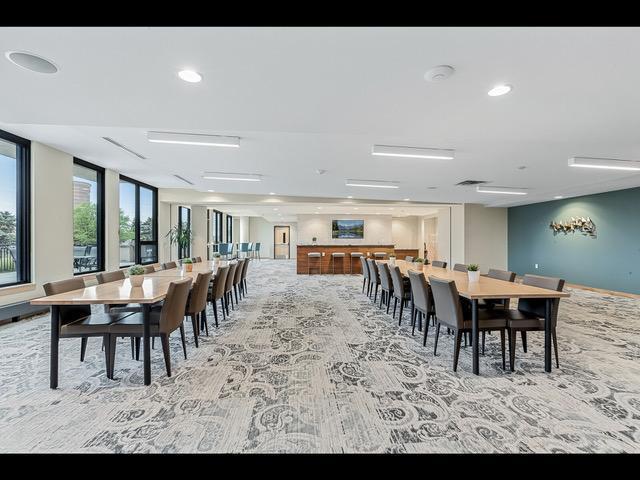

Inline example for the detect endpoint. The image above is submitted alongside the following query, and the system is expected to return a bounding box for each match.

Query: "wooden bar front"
[297,245,396,274]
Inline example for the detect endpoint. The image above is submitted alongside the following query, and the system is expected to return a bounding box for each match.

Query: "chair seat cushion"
[459,309,508,330]
[61,311,134,336]
[505,309,544,329]
[107,306,163,335]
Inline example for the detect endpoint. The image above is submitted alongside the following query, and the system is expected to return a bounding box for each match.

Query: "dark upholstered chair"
[233,259,245,303]
[429,276,508,371]
[376,261,394,313]
[106,278,192,378]
[143,265,155,274]
[43,277,133,373]
[360,256,370,295]
[208,265,229,326]
[185,271,213,346]
[506,274,565,371]
[224,262,238,315]
[453,263,468,272]
[162,261,177,270]
[389,265,411,324]
[431,260,447,268]
[366,259,380,303]
[408,270,435,346]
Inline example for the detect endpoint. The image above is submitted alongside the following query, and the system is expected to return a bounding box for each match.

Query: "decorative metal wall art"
[549,216,596,237]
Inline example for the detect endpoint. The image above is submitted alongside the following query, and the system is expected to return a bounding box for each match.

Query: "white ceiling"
[2,26,640,207]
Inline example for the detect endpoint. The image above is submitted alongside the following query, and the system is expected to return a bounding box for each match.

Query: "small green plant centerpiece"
[388,253,396,265]
[128,264,145,287]
[182,257,193,272]
[467,264,480,282]
[212,252,221,264]
[312,236,317,246]
[414,257,424,269]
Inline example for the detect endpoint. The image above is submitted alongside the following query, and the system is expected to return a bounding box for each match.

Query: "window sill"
[0,283,37,297]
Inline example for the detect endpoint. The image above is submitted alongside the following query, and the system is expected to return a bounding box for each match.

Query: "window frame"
[119,175,158,267]
[226,214,233,243]
[72,158,105,275]
[178,205,191,259]
[0,129,31,288]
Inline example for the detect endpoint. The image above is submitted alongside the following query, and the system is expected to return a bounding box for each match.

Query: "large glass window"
[207,209,223,259]
[73,159,104,274]
[119,176,157,267]
[0,130,30,287]
[226,214,233,243]
[178,206,191,259]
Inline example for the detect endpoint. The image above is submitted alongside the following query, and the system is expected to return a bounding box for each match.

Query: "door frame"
[273,225,291,259]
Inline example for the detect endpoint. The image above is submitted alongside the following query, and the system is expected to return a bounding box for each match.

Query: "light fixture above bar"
[147,131,240,147]
[476,185,528,195]
[345,179,400,189]
[203,172,262,182]
[372,144,454,160]
[568,156,640,171]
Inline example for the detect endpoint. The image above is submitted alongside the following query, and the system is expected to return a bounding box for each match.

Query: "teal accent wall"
[508,186,640,294]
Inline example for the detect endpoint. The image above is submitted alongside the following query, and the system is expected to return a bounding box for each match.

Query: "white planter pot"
[467,270,480,282]
[414,262,424,270]
[130,275,144,287]
[389,257,396,266]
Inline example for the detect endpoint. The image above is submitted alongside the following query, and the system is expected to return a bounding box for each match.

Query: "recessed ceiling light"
[147,131,239,147]
[476,185,527,195]
[354,207,359,210]
[207,189,215,192]
[372,145,454,160]
[568,156,640,171]
[316,206,322,209]
[488,84,512,97]
[202,172,262,182]
[273,208,278,211]
[269,192,276,195]
[554,195,563,199]
[178,70,202,83]
[347,196,353,199]
[346,179,400,189]
[403,198,410,201]
[388,207,394,210]
[314,212,319,214]
[5,51,58,74]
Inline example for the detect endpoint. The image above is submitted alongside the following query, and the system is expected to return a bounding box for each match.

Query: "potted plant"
[128,264,145,287]
[182,257,193,272]
[388,254,396,266]
[467,264,480,282]
[312,236,317,246]
[414,257,424,269]
[166,225,192,261]
[212,252,221,265]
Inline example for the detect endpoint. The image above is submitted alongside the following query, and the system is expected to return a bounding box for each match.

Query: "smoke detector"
[424,65,455,82]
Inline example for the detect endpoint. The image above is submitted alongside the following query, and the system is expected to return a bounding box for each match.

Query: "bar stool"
[374,252,387,259]
[308,252,322,274]
[350,252,363,274]
[331,252,346,274]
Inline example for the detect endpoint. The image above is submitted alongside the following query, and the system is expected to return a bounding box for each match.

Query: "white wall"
[450,205,465,267]
[248,217,298,259]
[297,214,393,245]
[191,206,207,261]
[158,202,171,263]
[464,203,508,273]
[391,216,421,249]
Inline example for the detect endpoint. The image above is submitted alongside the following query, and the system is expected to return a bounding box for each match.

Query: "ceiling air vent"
[173,174,194,186]
[102,137,147,160]
[455,180,488,186]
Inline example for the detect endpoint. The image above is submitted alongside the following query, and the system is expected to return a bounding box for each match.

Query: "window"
[119,176,157,267]
[178,206,191,259]
[226,214,233,243]
[0,129,30,288]
[73,159,104,274]
[207,209,223,258]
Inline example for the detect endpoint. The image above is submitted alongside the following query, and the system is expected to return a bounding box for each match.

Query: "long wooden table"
[382,260,570,375]
[31,261,226,388]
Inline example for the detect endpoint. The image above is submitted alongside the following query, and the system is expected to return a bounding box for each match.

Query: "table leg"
[50,305,60,389]
[472,299,479,375]
[143,304,151,385]
[544,298,552,372]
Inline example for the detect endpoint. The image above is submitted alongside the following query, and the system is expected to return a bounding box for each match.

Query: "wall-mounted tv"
[332,219,364,239]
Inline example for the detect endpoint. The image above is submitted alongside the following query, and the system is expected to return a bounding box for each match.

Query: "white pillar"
[239,216,249,243]
[104,169,121,271]
[191,206,208,261]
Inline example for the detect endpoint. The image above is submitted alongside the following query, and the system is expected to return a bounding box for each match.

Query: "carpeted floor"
[1,259,639,453]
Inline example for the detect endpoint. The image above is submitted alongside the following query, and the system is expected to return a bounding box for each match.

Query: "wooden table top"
[381,260,570,300]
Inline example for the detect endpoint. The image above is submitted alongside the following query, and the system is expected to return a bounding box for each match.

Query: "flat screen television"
[332,219,364,239]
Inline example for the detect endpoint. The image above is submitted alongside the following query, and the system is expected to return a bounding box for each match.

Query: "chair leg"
[160,334,172,377]
[135,337,141,361]
[482,331,486,355]
[387,293,392,314]
[453,330,463,372]
[373,284,378,304]
[108,335,117,379]
[222,297,227,320]
[234,285,239,304]
[409,303,414,325]
[202,309,209,336]
[422,314,430,346]
[130,337,135,359]
[243,278,247,295]
[362,278,366,293]
[500,329,506,370]
[509,329,516,371]
[433,323,441,355]
[552,328,560,368]
[179,324,188,359]
[379,290,384,309]
[393,297,397,318]
[152,336,155,350]
[418,312,422,332]
[80,337,88,362]
[411,308,417,336]
[521,331,527,353]
[190,314,199,348]
[213,300,219,327]
[398,299,404,325]
[103,335,111,376]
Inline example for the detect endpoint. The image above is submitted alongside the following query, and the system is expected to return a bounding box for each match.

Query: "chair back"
[211,265,229,301]
[239,243,249,253]
[43,277,91,325]
[143,265,155,274]
[405,256,414,262]
[432,260,447,268]
[487,269,516,282]
[195,256,202,262]
[360,256,369,279]
[366,259,379,284]
[233,259,245,285]
[162,261,177,270]
[518,274,565,327]
[255,242,261,252]
[429,276,464,329]
[408,270,432,313]
[389,265,405,298]
[159,278,193,334]
[377,262,392,290]
[225,262,238,293]
[453,263,468,272]
[241,258,250,280]
[96,270,125,284]
[187,271,213,314]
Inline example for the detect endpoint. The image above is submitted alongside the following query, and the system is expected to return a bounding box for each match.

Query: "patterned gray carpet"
[1,259,639,453]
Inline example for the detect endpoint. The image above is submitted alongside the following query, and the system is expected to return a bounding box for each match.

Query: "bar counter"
[297,245,420,274]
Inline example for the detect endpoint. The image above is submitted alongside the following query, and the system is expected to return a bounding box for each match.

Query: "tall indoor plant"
[166,224,192,260]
